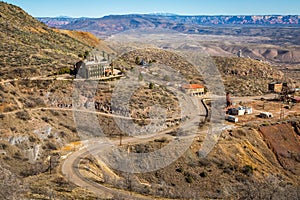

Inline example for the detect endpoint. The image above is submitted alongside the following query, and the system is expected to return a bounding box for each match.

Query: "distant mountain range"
[38,14,300,36]
[37,14,300,64]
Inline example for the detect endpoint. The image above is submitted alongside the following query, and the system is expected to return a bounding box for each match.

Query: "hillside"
[121,123,300,199]
[54,29,101,47]
[113,48,204,84]
[0,2,92,79]
[214,56,285,96]
[1,76,299,198]
[112,48,286,96]
[1,2,300,199]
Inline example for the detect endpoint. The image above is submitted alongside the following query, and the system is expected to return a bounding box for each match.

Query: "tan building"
[182,84,205,96]
[268,82,283,93]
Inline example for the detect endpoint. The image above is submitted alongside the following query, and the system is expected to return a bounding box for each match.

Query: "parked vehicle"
[259,112,273,118]
[228,106,253,115]
[226,115,238,123]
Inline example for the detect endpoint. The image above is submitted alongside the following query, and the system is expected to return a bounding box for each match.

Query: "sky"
[3,0,300,18]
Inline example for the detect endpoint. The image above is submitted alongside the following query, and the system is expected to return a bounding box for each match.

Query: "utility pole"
[49,155,52,174]
[280,104,284,121]
[107,54,110,62]
[119,134,123,146]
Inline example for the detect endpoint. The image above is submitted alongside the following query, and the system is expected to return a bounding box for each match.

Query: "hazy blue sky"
[3,0,300,17]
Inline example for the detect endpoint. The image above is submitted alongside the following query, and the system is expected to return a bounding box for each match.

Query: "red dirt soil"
[260,124,300,174]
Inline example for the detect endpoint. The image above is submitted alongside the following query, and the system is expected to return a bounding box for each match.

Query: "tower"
[237,49,243,58]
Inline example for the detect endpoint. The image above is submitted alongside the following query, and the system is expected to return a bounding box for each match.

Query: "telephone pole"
[280,104,285,121]
[119,134,123,146]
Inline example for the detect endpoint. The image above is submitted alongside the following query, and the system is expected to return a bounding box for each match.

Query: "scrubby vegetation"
[0,2,92,79]
[214,56,285,96]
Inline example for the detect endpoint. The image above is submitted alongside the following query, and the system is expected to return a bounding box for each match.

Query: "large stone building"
[74,60,112,79]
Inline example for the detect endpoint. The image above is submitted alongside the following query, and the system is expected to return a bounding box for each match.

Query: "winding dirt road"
[61,98,208,199]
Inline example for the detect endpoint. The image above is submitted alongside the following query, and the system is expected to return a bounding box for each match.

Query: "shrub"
[60,131,66,138]
[46,142,57,150]
[50,110,60,116]
[0,143,8,149]
[84,50,90,59]
[57,67,71,75]
[29,136,37,142]
[241,164,254,176]
[41,116,49,122]
[176,167,183,173]
[149,82,155,89]
[3,106,16,112]
[199,171,207,178]
[13,152,22,160]
[15,111,30,121]
[135,56,141,65]
[154,137,167,143]
[185,174,193,183]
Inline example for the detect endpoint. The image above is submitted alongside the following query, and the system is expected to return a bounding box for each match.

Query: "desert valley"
[0,1,300,199]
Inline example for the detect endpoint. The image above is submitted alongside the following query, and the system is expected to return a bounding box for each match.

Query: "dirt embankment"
[260,123,300,174]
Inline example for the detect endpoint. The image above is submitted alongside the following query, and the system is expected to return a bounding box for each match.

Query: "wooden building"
[268,82,283,93]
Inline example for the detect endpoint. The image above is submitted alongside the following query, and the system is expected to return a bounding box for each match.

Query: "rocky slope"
[133,124,300,199]
[54,29,101,47]
[214,56,285,96]
[0,79,81,199]
[79,120,300,199]
[0,2,92,79]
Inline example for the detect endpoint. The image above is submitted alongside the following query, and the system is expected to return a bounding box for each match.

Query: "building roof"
[292,97,300,101]
[85,60,108,66]
[269,82,282,85]
[182,84,204,89]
